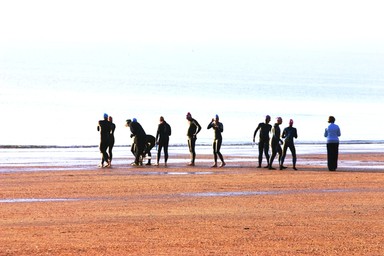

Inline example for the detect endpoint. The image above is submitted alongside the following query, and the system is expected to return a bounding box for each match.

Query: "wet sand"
[1,152,384,255]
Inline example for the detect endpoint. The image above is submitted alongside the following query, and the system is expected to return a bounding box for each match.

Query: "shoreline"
[1,153,384,173]
[2,139,384,148]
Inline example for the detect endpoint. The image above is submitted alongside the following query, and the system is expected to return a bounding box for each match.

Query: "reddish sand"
[1,153,384,255]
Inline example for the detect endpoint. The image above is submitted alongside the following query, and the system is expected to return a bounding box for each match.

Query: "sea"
[1,43,384,170]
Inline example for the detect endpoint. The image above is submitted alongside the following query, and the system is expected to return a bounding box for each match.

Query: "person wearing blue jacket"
[324,116,341,171]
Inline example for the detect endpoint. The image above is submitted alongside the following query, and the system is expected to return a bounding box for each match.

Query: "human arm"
[194,120,202,135]
[253,124,261,142]
[155,124,160,144]
[207,119,214,129]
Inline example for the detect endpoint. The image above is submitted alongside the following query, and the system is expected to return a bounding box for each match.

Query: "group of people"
[252,114,341,171]
[185,112,226,168]
[253,115,298,170]
[98,113,341,171]
[124,117,172,166]
[97,114,172,167]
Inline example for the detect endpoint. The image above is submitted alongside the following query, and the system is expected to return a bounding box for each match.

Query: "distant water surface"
[1,44,383,146]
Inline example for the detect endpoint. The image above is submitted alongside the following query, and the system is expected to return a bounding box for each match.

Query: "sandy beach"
[1,152,384,255]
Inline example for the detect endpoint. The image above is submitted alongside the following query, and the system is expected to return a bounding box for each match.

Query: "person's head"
[215,114,219,122]
[276,117,282,124]
[289,119,294,126]
[328,116,335,123]
[108,116,113,122]
[265,115,271,123]
[103,113,108,120]
[125,119,132,127]
[132,118,137,123]
[160,116,164,123]
[186,112,192,121]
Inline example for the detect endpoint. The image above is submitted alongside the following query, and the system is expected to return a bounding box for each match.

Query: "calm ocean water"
[1,44,384,147]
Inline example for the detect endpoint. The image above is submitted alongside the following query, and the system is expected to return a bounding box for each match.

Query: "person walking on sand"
[269,117,283,170]
[253,115,272,168]
[186,112,201,166]
[97,113,112,168]
[107,116,116,167]
[280,119,298,170]
[207,114,226,168]
[126,118,147,166]
[155,116,171,166]
[324,116,341,171]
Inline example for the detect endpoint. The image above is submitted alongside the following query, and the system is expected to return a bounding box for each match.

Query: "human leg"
[280,143,288,170]
[290,144,297,170]
[212,140,218,167]
[327,143,339,171]
[164,140,169,164]
[269,141,277,169]
[156,144,163,165]
[216,138,225,167]
[188,137,196,165]
[257,142,263,167]
[263,141,270,168]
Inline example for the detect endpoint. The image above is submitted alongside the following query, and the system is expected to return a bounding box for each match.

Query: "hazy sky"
[1,0,383,146]
[1,0,383,48]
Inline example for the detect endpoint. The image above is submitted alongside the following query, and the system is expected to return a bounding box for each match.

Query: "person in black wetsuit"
[280,119,298,170]
[253,115,272,168]
[155,116,171,166]
[207,114,226,168]
[97,113,112,168]
[186,112,201,166]
[107,116,116,167]
[144,135,156,165]
[126,118,147,166]
[269,117,283,170]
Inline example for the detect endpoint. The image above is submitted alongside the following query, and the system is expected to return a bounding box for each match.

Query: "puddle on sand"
[182,189,356,198]
[126,171,214,176]
[2,188,378,204]
[0,198,79,203]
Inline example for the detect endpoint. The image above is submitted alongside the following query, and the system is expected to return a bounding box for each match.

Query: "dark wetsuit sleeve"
[282,128,287,138]
[167,123,171,136]
[156,124,160,141]
[193,120,202,135]
[253,123,261,139]
[111,123,115,135]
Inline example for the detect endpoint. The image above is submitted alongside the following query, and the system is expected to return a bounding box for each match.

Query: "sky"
[1,0,383,47]
[1,0,384,146]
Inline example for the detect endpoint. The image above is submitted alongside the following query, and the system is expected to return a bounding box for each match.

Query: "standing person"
[107,116,116,167]
[126,118,147,166]
[280,119,298,170]
[144,134,156,165]
[155,116,171,166]
[186,112,201,166]
[253,115,272,168]
[207,114,226,168]
[324,116,341,171]
[269,117,283,170]
[97,113,112,168]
